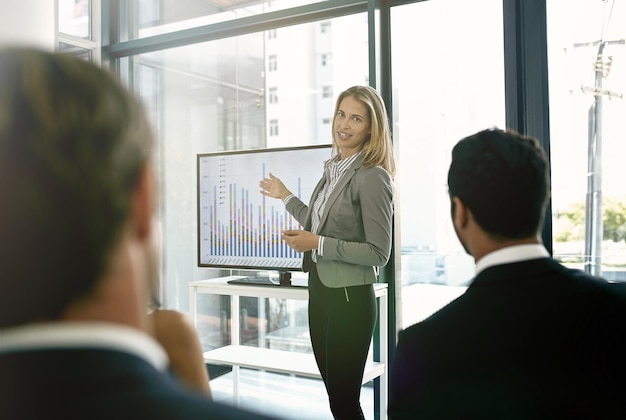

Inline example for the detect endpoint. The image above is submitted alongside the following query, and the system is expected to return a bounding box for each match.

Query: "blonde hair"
[331,85,396,176]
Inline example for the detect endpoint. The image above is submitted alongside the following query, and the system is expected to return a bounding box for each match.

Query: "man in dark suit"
[389,128,626,419]
[0,47,276,420]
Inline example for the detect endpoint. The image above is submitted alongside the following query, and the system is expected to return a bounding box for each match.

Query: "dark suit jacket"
[0,347,279,420]
[389,258,626,419]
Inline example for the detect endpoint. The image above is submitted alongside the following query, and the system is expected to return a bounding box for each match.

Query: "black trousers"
[308,264,377,420]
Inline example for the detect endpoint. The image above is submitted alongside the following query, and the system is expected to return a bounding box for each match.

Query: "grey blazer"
[285,154,393,288]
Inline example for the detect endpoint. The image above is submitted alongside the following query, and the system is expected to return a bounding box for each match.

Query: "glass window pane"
[391,0,505,327]
[127,14,368,351]
[58,42,93,61]
[126,0,328,39]
[58,0,91,39]
[547,0,626,281]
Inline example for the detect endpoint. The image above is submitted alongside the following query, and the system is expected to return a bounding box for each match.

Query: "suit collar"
[0,321,169,371]
[475,244,550,275]
[471,256,563,288]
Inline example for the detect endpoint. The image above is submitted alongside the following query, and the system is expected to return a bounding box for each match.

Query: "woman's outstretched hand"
[260,172,291,200]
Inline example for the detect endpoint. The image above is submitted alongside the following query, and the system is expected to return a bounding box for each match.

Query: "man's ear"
[451,196,468,229]
[132,164,155,242]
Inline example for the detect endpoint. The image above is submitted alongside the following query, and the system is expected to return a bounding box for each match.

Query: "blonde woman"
[260,85,395,419]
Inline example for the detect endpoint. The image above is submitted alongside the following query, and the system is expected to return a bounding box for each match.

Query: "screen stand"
[278,271,292,286]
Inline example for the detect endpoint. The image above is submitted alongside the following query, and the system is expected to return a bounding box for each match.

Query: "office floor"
[211,369,374,420]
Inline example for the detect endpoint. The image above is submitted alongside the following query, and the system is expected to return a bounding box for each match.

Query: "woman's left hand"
[282,229,319,253]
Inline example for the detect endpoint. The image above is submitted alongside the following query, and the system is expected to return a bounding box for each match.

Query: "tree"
[554,202,585,242]
[554,198,626,243]
[603,198,626,243]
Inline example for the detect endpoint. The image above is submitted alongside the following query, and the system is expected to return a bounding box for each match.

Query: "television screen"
[197,144,333,271]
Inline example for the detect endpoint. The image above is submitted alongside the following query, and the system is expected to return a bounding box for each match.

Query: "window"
[321,53,330,66]
[268,54,277,72]
[126,0,327,39]
[547,0,626,281]
[269,87,278,104]
[321,21,331,34]
[269,119,279,136]
[57,0,99,63]
[391,0,505,327]
[58,43,93,61]
[122,13,368,344]
[267,28,277,39]
[322,85,333,98]
[58,0,90,39]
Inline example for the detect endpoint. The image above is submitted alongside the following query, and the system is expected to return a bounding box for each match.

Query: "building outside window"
[58,0,90,39]
[269,87,278,104]
[269,119,279,136]
[268,54,277,71]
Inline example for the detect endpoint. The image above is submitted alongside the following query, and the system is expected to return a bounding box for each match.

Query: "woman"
[259,85,395,419]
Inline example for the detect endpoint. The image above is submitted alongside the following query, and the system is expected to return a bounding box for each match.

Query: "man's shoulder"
[0,347,276,419]
[477,257,617,287]
[114,391,277,420]
[543,261,626,302]
[397,293,467,343]
[1,391,274,420]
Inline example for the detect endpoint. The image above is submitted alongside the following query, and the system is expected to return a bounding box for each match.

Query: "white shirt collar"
[0,321,169,371]
[475,244,550,276]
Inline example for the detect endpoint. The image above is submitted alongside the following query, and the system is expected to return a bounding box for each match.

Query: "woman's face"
[333,95,371,159]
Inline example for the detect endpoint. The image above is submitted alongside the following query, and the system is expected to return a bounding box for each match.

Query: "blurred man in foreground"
[0,47,276,420]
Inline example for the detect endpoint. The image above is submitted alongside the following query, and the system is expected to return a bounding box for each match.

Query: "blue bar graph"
[208,180,301,261]
[197,146,331,269]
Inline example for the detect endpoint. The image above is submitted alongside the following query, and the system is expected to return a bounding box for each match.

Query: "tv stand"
[278,270,292,286]
[189,276,388,419]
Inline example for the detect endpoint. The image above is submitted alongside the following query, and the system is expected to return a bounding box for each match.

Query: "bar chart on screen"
[197,145,332,270]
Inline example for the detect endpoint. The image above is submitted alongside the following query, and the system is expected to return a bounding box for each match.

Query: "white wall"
[0,1,55,49]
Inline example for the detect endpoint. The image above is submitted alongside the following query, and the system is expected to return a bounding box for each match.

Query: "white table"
[189,276,388,419]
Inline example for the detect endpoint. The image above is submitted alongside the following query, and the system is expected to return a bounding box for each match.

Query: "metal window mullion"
[104,0,368,59]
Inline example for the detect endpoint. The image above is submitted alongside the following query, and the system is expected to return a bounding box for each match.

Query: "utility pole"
[574,38,624,276]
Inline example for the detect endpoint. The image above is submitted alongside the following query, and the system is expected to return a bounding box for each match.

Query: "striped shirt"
[284,151,361,261]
